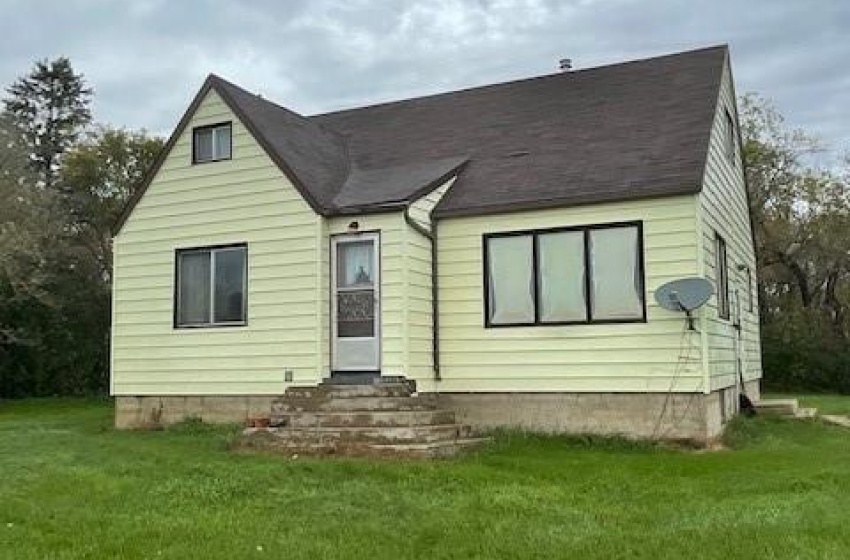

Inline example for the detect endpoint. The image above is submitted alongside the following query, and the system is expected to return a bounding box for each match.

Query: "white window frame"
[175,244,247,328]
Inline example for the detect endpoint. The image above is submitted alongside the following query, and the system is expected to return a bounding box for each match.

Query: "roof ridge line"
[310,44,729,119]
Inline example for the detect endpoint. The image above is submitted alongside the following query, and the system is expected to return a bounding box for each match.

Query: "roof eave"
[432,185,702,220]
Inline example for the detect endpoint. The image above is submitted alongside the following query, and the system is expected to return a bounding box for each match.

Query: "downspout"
[403,208,441,381]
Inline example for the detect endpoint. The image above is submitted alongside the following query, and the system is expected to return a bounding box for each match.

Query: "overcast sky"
[0,0,847,159]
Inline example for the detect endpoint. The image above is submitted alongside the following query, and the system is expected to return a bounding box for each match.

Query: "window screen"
[213,248,246,323]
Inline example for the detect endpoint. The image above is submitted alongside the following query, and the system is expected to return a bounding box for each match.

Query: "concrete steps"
[272,395,438,414]
[755,398,818,419]
[236,433,490,459]
[235,379,487,458]
[272,409,456,428]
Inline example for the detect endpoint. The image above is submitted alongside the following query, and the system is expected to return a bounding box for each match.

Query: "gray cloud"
[0,0,847,159]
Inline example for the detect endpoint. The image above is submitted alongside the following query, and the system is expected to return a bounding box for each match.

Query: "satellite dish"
[654,277,714,330]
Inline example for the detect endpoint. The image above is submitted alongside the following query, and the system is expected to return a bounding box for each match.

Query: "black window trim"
[482,220,647,328]
[724,109,737,165]
[715,233,730,320]
[192,121,233,164]
[174,242,248,329]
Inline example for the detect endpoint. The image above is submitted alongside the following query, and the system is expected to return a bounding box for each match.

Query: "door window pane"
[337,290,375,337]
[589,226,643,320]
[214,248,246,323]
[337,241,374,288]
[178,251,211,324]
[487,235,534,325]
[537,231,586,322]
[336,240,376,338]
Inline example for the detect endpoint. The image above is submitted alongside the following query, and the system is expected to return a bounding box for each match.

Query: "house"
[111,45,761,441]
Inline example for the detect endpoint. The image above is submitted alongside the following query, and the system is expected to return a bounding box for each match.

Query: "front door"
[331,232,380,372]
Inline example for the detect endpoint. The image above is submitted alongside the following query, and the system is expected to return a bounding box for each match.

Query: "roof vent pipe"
[559,58,572,72]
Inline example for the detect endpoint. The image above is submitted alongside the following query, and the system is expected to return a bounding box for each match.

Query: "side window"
[715,234,730,320]
[175,244,247,327]
[724,109,737,165]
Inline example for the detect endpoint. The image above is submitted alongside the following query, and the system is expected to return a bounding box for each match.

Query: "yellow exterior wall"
[432,195,705,393]
[407,178,455,232]
[111,90,323,395]
[698,58,763,391]
[403,178,456,384]
[112,80,751,398]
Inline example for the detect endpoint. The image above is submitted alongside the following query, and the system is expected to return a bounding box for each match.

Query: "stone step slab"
[794,407,818,419]
[271,409,457,428]
[271,395,439,414]
[243,423,472,445]
[369,438,492,459]
[755,399,799,416]
[821,414,850,428]
[284,383,414,400]
[234,435,491,459]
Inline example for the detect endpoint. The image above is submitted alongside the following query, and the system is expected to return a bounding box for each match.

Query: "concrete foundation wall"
[435,380,762,443]
[115,396,276,429]
[115,380,761,441]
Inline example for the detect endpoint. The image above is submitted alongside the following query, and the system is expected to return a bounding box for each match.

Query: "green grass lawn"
[1,399,849,559]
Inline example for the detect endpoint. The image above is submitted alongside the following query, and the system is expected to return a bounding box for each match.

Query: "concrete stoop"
[755,398,818,419]
[234,381,489,459]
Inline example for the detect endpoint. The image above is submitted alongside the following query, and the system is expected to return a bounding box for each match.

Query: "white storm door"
[331,233,380,371]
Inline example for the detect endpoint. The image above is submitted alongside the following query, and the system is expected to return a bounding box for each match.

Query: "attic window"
[193,122,232,163]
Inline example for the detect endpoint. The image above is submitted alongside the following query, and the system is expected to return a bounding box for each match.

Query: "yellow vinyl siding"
[404,178,456,385]
[407,178,455,232]
[404,229,434,382]
[112,90,323,395]
[698,58,763,391]
[432,195,704,393]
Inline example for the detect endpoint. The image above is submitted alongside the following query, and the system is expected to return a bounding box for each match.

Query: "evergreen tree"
[3,57,93,188]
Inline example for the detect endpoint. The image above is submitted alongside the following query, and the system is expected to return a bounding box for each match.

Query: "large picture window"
[175,244,247,327]
[484,222,645,327]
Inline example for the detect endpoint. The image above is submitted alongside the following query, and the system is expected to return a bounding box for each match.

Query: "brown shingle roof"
[313,45,727,218]
[114,45,727,234]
